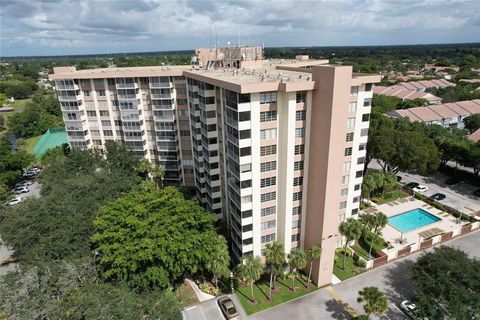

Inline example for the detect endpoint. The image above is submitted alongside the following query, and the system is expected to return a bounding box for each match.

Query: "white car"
[12,186,29,194]
[8,197,23,205]
[400,300,427,320]
[413,185,428,193]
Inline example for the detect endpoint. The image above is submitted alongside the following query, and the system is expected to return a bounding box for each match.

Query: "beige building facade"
[50,47,380,286]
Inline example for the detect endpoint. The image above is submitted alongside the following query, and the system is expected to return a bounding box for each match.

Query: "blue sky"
[1,0,479,57]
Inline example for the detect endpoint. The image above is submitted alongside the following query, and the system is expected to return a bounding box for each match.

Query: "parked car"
[15,180,33,188]
[430,193,446,201]
[405,182,419,189]
[413,185,428,193]
[445,177,461,185]
[400,300,427,320]
[217,296,240,320]
[8,197,23,205]
[474,189,480,197]
[12,186,29,194]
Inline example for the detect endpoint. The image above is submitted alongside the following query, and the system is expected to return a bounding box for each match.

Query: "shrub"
[199,282,220,296]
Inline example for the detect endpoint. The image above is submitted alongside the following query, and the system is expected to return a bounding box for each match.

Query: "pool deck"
[373,198,467,251]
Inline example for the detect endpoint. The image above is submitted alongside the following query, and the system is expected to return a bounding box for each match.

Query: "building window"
[346,132,354,142]
[260,92,277,104]
[261,206,276,217]
[356,170,363,178]
[84,90,90,96]
[341,188,348,196]
[339,214,346,222]
[364,98,372,107]
[348,102,357,112]
[241,163,252,173]
[296,91,306,103]
[296,110,306,121]
[295,128,305,138]
[87,111,97,116]
[260,111,277,122]
[294,144,304,155]
[240,147,251,157]
[261,220,276,230]
[350,86,359,95]
[360,128,369,136]
[357,157,365,165]
[260,161,277,172]
[354,184,361,191]
[345,147,352,156]
[261,177,276,188]
[239,111,250,121]
[260,145,277,156]
[339,201,347,209]
[352,208,359,215]
[261,192,276,203]
[97,90,106,96]
[353,197,360,203]
[362,114,370,122]
[365,83,373,91]
[294,161,304,171]
[101,120,111,126]
[293,176,303,186]
[347,117,356,128]
[359,143,366,151]
[292,206,302,215]
[291,234,300,242]
[292,220,301,229]
[241,195,252,204]
[342,175,350,184]
[293,191,303,201]
[240,129,251,139]
[99,110,109,116]
[260,128,277,140]
[103,130,113,136]
[241,180,252,188]
[343,161,351,171]
[261,233,276,243]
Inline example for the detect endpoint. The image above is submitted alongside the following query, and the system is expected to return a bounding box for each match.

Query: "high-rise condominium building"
[50,46,380,286]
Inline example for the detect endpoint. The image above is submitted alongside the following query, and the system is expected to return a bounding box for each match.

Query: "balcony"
[150,82,172,89]
[116,82,138,90]
[56,83,79,90]
[151,93,173,99]
[58,95,81,102]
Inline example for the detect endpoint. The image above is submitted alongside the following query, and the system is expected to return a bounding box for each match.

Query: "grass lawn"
[235,275,318,315]
[1,98,31,121]
[333,250,366,281]
[371,190,408,205]
[24,134,42,156]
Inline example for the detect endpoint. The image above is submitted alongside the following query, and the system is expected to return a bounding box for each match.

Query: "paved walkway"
[185,279,215,302]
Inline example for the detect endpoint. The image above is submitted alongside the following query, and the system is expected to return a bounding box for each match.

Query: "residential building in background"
[50,46,380,286]
[374,79,455,105]
[388,99,480,128]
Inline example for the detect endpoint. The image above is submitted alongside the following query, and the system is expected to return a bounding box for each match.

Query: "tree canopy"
[410,246,480,319]
[92,184,228,291]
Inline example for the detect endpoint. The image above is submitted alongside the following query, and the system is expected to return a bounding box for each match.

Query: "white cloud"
[1,0,479,56]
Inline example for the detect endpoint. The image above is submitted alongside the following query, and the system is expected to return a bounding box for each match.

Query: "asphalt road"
[183,294,248,320]
[250,231,480,320]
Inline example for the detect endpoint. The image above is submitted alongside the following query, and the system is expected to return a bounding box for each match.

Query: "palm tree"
[151,165,165,188]
[357,286,388,319]
[359,213,376,236]
[287,249,307,292]
[205,239,230,290]
[265,241,285,300]
[137,159,152,179]
[339,218,363,270]
[305,245,322,287]
[237,255,263,303]
[368,212,388,258]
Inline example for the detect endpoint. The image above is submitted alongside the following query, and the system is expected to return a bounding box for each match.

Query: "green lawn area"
[235,275,318,315]
[24,134,42,156]
[1,98,31,121]
[333,249,366,281]
[352,232,388,259]
[371,190,409,205]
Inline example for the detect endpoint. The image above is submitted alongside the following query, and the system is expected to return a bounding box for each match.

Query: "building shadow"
[382,260,416,319]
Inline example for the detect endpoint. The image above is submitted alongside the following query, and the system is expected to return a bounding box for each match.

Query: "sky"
[1,0,479,57]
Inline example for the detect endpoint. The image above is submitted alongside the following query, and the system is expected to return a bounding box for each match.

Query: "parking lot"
[397,170,480,214]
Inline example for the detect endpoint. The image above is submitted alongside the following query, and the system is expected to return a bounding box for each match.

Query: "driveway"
[250,231,480,320]
[182,294,248,320]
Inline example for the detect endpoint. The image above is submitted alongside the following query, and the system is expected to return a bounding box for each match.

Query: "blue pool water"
[388,209,441,233]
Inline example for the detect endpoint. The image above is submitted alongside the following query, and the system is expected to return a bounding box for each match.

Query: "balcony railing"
[58,95,81,102]
[150,82,172,89]
[151,93,173,99]
[116,83,138,89]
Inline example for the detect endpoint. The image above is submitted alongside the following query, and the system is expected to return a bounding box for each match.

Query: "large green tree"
[339,218,363,270]
[237,256,264,303]
[410,247,480,319]
[92,184,228,291]
[265,241,285,300]
[463,114,480,133]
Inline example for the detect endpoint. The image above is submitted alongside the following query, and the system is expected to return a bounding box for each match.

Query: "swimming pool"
[388,208,441,233]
